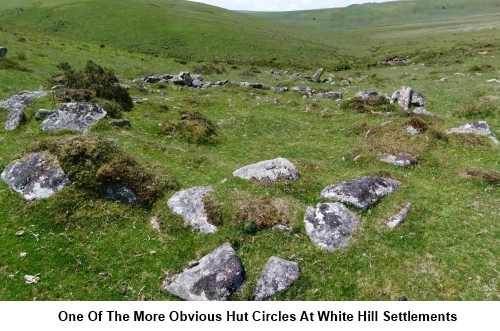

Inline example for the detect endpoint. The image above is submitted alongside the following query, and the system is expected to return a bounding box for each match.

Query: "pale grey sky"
[188,0,398,12]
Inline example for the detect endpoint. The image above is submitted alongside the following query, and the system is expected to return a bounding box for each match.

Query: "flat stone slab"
[233,158,299,182]
[381,154,417,168]
[162,243,244,301]
[304,202,360,251]
[321,177,401,209]
[254,256,300,301]
[1,153,71,200]
[446,121,492,135]
[387,202,411,228]
[40,102,107,132]
[5,108,25,131]
[104,183,138,205]
[167,186,217,234]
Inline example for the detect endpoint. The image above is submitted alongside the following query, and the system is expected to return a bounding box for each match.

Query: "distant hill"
[247,0,500,30]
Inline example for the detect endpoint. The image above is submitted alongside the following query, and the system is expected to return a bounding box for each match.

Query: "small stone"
[0,47,7,57]
[108,119,131,127]
[24,274,40,284]
[150,215,161,233]
[20,252,27,258]
[381,154,417,168]
[272,224,291,231]
[387,202,411,228]
[233,158,299,183]
[104,183,138,205]
[412,107,433,117]
[15,230,25,237]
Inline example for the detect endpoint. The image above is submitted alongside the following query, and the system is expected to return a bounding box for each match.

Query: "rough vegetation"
[163,110,219,144]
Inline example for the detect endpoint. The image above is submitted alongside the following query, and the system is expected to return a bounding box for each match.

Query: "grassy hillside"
[248,0,500,30]
[0,0,499,301]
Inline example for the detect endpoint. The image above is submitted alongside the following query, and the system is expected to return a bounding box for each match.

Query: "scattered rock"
[321,177,401,210]
[0,94,33,111]
[132,97,148,103]
[162,243,244,301]
[24,274,40,284]
[381,154,417,168]
[40,102,107,132]
[354,91,378,102]
[272,87,288,93]
[304,202,360,251]
[5,108,25,131]
[272,224,291,231]
[1,153,71,200]
[104,183,139,205]
[34,109,56,120]
[254,256,300,301]
[312,68,324,82]
[15,230,25,237]
[167,186,217,234]
[486,79,500,84]
[321,91,342,100]
[108,119,131,127]
[446,121,492,135]
[406,117,428,135]
[20,252,27,258]
[172,72,193,86]
[490,136,499,145]
[438,77,448,82]
[249,83,263,89]
[233,158,299,183]
[273,98,280,104]
[150,215,161,233]
[411,92,426,107]
[387,202,411,228]
[412,107,433,117]
[391,86,413,110]
[0,47,7,57]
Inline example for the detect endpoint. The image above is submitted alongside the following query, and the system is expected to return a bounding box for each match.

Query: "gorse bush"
[30,134,179,207]
[56,61,133,115]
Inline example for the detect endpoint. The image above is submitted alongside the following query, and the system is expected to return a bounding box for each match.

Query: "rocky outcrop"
[40,102,107,132]
[321,177,400,209]
[162,243,244,301]
[381,154,417,168]
[167,186,217,234]
[233,158,299,183]
[254,256,300,301]
[304,202,360,251]
[1,153,71,200]
[446,121,492,135]
[104,183,138,205]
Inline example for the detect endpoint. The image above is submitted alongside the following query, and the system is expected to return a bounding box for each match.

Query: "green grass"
[0,0,499,301]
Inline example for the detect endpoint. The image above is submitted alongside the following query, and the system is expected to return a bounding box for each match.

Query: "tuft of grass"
[162,110,219,145]
[235,194,294,229]
[341,96,396,113]
[407,116,428,132]
[193,64,226,75]
[29,134,179,207]
[460,168,500,185]
[454,100,498,119]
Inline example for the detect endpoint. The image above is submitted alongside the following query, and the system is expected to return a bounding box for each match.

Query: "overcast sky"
[188,0,398,12]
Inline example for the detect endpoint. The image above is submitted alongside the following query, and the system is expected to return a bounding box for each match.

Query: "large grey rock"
[40,102,107,132]
[446,121,492,135]
[1,153,71,200]
[233,158,299,182]
[272,87,288,93]
[304,202,360,251]
[391,86,413,110]
[254,256,300,301]
[312,68,324,82]
[354,90,378,102]
[381,154,417,168]
[104,183,138,205]
[321,177,400,209]
[172,72,193,86]
[5,108,25,131]
[0,47,7,57]
[387,202,411,228]
[162,243,244,301]
[0,94,33,111]
[167,186,217,234]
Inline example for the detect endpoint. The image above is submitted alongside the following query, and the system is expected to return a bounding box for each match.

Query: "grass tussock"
[193,64,226,75]
[29,134,179,207]
[163,110,219,144]
[341,96,397,113]
[202,194,224,227]
[235,194,294,230]
[407,116,428,132]
[454,100,499,119]
[460,168,500,185]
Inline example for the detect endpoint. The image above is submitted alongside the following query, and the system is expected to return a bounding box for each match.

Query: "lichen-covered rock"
[446,121,492,136]
[381,154,417,168]
[104,183,138,205]
[167,186,217,234]
[321,177,400,209]
[254,256,300,301]
[387,202,411,228]
[35,110,56,120]
[1,153,71,200]
[354,90,378,102]
[40,102,107,132]
[162,243,244,301]
[322,91,342,100]
[5,108,25,131]
[304,203,360,251]
[233,158,299,182]
[411,92,426,107]
[391,86,413,110]
[272,87,288,93]
[0,94,33,111]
